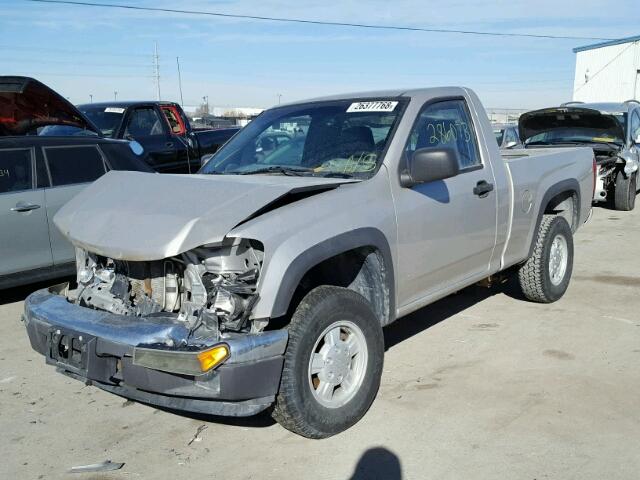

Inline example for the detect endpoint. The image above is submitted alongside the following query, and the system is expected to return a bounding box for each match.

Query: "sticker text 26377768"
[347,101,398,113]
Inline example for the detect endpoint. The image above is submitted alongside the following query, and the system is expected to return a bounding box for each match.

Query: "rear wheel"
[613,170,636,211]
[517,215,573,303]
[272,286,384,439]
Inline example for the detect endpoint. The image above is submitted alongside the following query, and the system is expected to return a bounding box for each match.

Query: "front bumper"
[23,285,287,417]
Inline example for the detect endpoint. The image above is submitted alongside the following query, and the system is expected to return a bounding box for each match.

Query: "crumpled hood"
[0,76,100,136]
[54,171,355,260]
[519,107,625,144]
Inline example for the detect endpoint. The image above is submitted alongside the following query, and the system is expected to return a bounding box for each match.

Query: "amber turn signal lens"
[197,344,230,373]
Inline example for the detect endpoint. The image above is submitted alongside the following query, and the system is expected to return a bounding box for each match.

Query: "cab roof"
[278,86,470,107]
[78,101,181,109]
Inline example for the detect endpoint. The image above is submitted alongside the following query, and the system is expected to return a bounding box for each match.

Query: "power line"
[0,43,150,58]
[10,71,154,78]
[0,57,153,69]
[27,0,614,41]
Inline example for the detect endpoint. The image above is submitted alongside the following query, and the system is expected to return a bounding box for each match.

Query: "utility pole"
[176,56,184,107]
[114,91,118,101]
[89,94,93,103]
[153,41,161,101]
[202,95,209,115]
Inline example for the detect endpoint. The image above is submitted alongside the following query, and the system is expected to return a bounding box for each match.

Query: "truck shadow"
[384,279,521,350]
[163,279,521,429]
[154,405,278,429]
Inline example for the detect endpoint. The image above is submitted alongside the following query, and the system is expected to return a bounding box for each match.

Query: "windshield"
[494,129,505,145]
[526,127,623,146]
[200,99,405,178]
[80,107,125,138]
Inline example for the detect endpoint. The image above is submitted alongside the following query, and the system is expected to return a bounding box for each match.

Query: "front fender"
[620,150,639,176]
[227,169,398,322]
[265,227,395,321]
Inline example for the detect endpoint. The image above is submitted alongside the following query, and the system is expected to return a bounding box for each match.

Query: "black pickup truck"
[77,101,240,173]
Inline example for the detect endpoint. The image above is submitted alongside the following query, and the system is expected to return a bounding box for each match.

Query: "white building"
[573,35,640,102]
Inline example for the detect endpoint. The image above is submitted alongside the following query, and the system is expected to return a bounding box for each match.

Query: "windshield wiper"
[559,139,622,149]
[238,166,312,176]
[315,172,354,178]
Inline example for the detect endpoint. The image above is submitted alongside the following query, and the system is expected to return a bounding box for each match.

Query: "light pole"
[202,95,209,114]
[114,91,118,101]
[176,56,184,106]
[89,94,93,103]
[277,93,282,105]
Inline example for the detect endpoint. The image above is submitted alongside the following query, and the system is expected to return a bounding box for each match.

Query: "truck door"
[0,147,52,277]
[160,105,199,173]
[124,106,177,172]
[393,98,498,309]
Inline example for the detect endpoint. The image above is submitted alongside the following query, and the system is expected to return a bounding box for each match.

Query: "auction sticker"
[105,107,125,114]
[347,101,398,113]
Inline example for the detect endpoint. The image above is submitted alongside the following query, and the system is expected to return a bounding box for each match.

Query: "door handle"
[473,180,494,198]
[11,202,41,212]
[165,142,174,148]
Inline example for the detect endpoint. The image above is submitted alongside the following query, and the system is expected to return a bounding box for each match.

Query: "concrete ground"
[1,206,639,480]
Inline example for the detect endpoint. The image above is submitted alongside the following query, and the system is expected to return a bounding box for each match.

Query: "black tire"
[272,286,384,439]
[517,215,573,303]
[614,170,636,211]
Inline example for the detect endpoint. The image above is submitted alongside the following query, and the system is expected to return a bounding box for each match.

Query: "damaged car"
[0,76,154,289]
[519,101,640,210]
[24,87,594,438]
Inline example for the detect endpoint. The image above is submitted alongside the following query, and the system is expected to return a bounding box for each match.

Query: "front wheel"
[613,170,636,211]
[517,215,574,303]
[272,286,384,439]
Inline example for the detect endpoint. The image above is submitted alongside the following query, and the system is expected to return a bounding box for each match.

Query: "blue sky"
[1,0,638,111]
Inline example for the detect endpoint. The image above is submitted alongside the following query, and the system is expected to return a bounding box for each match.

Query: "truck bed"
[499,147,594,271]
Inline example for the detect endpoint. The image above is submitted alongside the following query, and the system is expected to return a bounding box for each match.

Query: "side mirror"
[634,133,640,145]
[401,147,460,187]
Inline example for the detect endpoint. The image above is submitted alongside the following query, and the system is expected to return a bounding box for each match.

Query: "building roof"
[573,34,640,53]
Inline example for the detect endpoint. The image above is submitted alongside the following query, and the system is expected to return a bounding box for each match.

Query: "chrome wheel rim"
[307,321,368,409]
[549,234,568,286]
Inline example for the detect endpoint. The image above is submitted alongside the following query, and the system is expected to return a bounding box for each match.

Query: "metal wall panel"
[573,42,640,102]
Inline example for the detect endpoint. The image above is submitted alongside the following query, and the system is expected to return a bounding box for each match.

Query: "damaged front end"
[74,238,264,339]
[23,239,287,416]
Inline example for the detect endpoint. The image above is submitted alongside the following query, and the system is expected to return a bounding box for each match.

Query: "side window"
[44,146,107,187]
[505,128,518,144]
[630,111,640,143]
[161,106,186,135]
[36,154,50,188]
[406,99,482,170]
[0,149,33,193]
[125,108,165,137]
